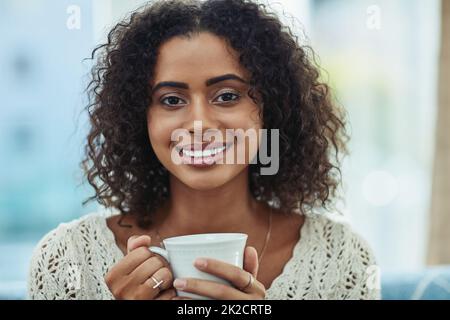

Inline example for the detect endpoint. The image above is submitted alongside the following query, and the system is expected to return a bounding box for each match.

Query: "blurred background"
[0,0,449,299]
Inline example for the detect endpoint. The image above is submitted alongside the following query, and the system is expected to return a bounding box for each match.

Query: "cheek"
[146,111,173,152]
[248,104,263,127]
[229,107,263,161]
[238,107,263,139]
[246,107,264,155]
[232,103,262,128]
[146,112,158,147]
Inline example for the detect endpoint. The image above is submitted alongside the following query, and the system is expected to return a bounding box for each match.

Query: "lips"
[174,140,234,166]
[175,141,232,154]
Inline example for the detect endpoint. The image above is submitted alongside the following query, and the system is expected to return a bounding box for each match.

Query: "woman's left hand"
[171,246,266,300]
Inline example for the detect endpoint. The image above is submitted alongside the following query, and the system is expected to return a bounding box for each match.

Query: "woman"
[28,0,381,300]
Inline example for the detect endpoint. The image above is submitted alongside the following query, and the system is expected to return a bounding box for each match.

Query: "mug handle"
[149,246,170,263]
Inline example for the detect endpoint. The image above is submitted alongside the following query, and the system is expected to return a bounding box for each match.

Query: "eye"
[159,91,241,108]
[214,92,241,104]
[160,96,186,108]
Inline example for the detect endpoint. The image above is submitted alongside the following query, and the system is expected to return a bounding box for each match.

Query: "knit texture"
[27,211,381,300]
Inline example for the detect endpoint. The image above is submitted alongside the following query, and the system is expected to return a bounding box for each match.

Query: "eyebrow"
[151,73,248,94]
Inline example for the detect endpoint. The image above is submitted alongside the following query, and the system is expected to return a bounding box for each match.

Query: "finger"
[142,266,173,291]
[132,266,173,300]
[244,246,259,277]
[155,288,177,300]
[127,235,152,253]
[131,282,159,300]
[110,246,153,276]
[128,256,167,285]
[193,257,265,296]
[173,278,248,300]
[148,251,171,269]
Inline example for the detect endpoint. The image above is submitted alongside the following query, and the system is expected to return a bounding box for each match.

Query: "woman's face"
[147,32,262,190]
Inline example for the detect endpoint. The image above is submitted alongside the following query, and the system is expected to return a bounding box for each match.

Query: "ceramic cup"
[149,233,248,300]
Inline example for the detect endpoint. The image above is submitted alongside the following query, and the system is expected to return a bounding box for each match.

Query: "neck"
[154,168,266,236]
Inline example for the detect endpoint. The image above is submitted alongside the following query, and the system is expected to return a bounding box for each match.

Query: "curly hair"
[82,0,349,229]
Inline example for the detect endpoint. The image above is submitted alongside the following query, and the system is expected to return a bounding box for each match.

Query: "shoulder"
[27,211,116,300]
[306,213,374,255]
[30,211,110,258]
[302,213,381,299]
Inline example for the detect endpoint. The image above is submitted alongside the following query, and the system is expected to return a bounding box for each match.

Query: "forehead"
[152,32,248,83]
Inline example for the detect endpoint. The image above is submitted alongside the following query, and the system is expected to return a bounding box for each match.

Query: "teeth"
[182,145,226,158]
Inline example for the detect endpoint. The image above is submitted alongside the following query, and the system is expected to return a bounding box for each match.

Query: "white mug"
[149,233,248,300]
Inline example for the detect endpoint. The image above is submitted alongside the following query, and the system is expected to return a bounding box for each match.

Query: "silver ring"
[151,276,164,290]
[240,272,254,291]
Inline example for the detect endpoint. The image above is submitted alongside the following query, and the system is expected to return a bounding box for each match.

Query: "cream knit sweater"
[27,211,381,300]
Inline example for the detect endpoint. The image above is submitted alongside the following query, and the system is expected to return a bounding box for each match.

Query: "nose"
[184,95,220,136]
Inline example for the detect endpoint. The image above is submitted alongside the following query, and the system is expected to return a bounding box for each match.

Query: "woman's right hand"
[105,235,176,300]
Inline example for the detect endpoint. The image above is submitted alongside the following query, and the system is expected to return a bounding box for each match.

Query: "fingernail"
[194,258,207,269]
[173,278,186,290]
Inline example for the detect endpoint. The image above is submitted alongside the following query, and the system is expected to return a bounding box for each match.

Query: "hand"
[104,235,176,300]
[172,246,266,300]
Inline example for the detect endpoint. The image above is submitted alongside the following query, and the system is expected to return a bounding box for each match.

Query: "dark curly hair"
[82,0,349,229]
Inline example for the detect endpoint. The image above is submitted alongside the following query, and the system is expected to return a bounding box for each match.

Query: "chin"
[171,165,246,191]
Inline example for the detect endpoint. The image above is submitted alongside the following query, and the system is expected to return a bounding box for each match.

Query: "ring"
[239,272,254,291]
[151,276,164,290]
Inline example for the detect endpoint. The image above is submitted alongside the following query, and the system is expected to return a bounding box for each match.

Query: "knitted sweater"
[27,211,381,300]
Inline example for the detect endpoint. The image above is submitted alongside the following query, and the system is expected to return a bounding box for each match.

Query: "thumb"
[243,246,259,277]
[127,235,152,254]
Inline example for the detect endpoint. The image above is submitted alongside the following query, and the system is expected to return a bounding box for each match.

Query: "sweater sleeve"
[27,215,120,300]
[27,223,83,300]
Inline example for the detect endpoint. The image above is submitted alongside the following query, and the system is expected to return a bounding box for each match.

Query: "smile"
[181,145,227,158]
[177,142,234,167]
